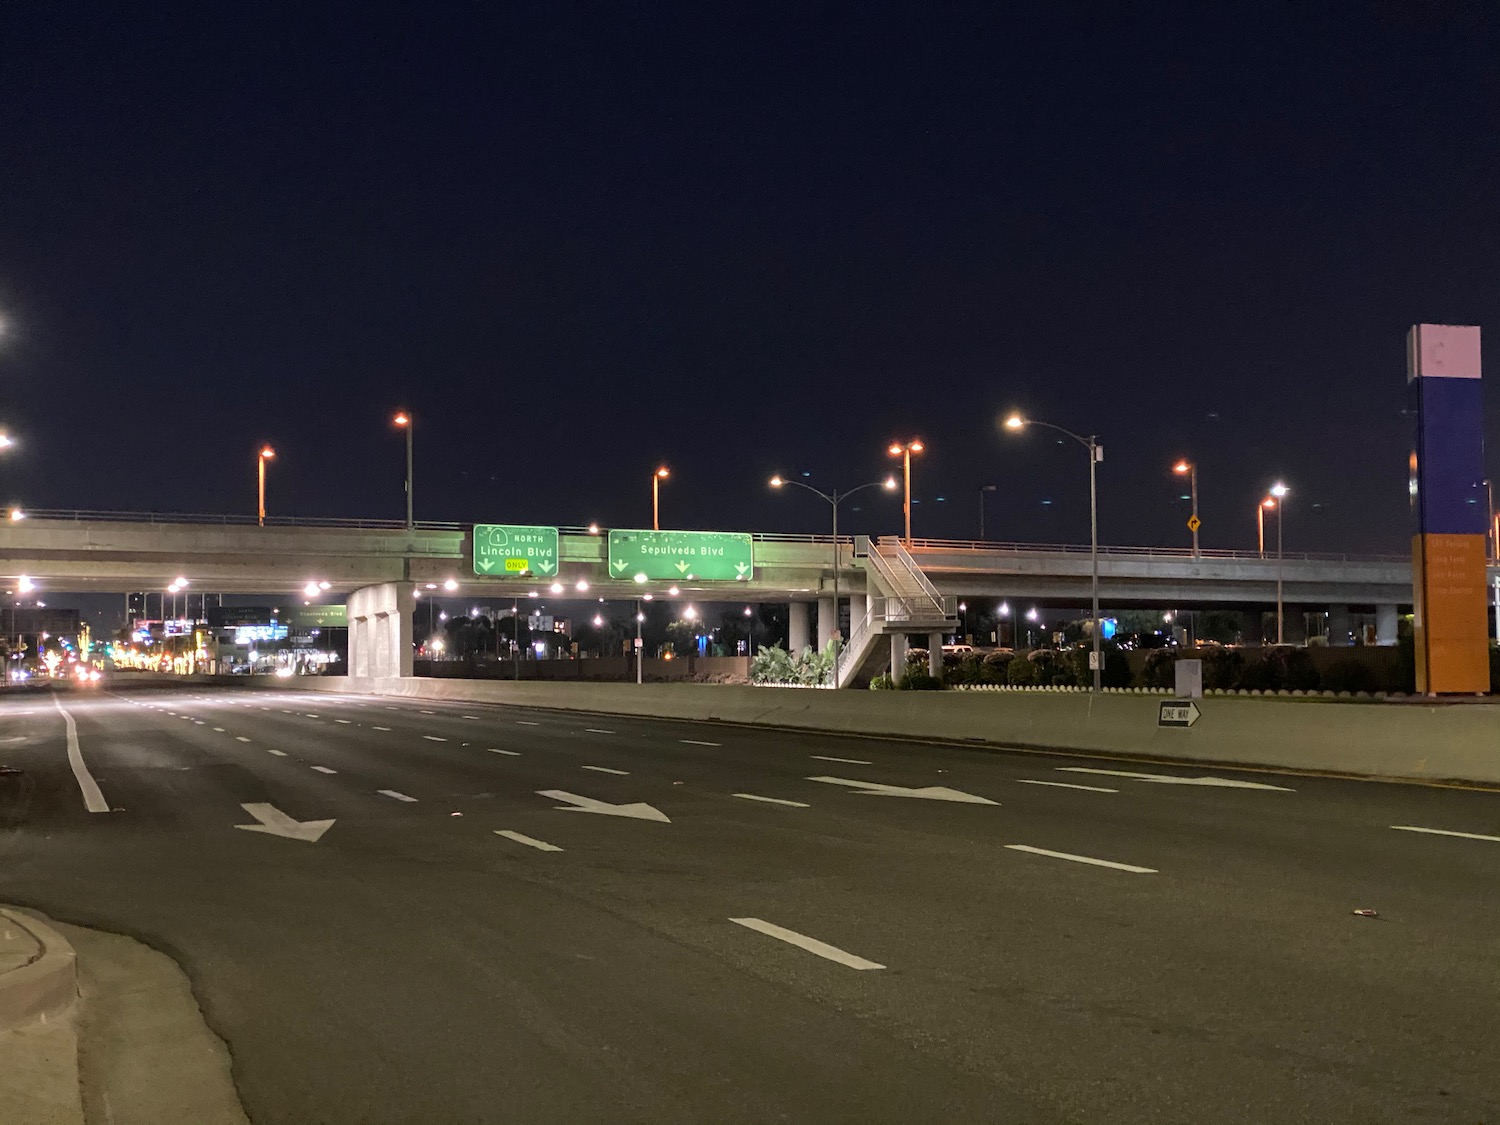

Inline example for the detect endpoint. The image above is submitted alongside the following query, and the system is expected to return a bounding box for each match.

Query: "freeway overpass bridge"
[1,509,1460,682]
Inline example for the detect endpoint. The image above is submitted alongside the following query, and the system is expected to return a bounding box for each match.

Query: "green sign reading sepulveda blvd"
[473,524,559,576]
[607,529,754,581]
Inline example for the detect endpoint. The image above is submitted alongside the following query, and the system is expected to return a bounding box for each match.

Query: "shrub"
[1139,649,1176,690]
[869,673,894,690]
[1265,646,1320,692]
[750,639,843,686]
[1236,654,1275,692]
[1200,647,1243,691]
[1065,642,1130,688]
[1007,654,1039,686]
[1321,658,1379,694]
[899,669,943,690]
[1027,649,1074,687]
[981,650,1016,685]
[945,653,986,686]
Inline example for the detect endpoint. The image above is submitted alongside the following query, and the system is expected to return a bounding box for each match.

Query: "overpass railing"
[13,508,1410,564]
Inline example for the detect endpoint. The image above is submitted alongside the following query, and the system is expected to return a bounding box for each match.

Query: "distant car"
[941,644,975,657]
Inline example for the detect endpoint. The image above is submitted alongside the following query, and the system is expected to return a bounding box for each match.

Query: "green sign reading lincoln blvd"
[608,529,754,581]
[473,524,559,576]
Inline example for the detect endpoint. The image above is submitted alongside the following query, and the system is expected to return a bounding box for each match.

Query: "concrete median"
[269,676,1500,786]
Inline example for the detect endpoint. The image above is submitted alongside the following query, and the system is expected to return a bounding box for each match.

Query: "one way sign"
[1158,700,1201,728]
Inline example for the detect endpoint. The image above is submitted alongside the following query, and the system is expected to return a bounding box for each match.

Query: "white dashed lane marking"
[311,766,337,775]
[488,749,521,756]
[582,765,630,776]
[495,830,563,852]
[423,736,448,742]
[733,794,810,808]
[378,789,418,803]
[1015,779,1119,793]
[681,739,721,747]
[1005,845,1156,874]
[729,918,884,971]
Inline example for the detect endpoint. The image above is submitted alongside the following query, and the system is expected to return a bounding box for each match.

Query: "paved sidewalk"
[1,908,248,1125]
[0,909,84,1125]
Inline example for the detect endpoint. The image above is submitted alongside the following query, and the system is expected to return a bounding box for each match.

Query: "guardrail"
[902,536,1411,565]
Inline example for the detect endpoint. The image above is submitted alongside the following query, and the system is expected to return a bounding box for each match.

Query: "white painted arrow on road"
[537,790,671,822]
[234,802,335,843]
[1057,767,1294,791]
[807,776,998,804]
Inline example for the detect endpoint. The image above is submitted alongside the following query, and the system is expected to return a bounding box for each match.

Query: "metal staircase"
[834,538,958,687]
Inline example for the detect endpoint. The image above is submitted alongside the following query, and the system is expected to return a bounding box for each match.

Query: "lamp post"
[770,473,898,687]
[1004,414,1103,691]
[887,440,924,543]
[1269,482,1289,644]
[1173,459,1199,557]
[257,445,275,526]
[1257,497,1275,557]
[652,466,669,531]
[979,484,997,540]
[997,601,1010,647]
[393,411,413,528]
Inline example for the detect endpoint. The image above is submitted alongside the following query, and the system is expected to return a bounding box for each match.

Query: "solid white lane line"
[423,735,448,742]
[582,765,630,775]
[585,728,615,734]
[1391,825,1500,844]
[488,748,521,756]
[729,918,884,970]
[311,766,338,775]
[1056,766,1294,791]
[373,726,392,731]
[236,736,252,743]
[1016,779,1119,793]
[267,749,288,757]
[334,719,352,724]
[810,755,871,765]
[1005,844,1156,874]
[495,830,563,852]
[733,794,810,808]
[681,739,721,747]
[516,720,540,726]
[378,789,418,803]
[52,696,109,814]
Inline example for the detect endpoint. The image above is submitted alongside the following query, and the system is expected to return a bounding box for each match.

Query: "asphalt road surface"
[2,680,1497,1124]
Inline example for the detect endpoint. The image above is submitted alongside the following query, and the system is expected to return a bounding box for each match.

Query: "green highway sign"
[607,529,754,581]
[473,524,559,577]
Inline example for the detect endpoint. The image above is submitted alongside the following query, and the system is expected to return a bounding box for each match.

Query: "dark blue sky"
[3,2,1498,553]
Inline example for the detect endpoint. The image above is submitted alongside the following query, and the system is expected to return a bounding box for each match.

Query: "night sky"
[4,3,1499,556]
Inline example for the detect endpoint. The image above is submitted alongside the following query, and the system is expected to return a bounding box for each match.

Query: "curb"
[0,908,78,1030]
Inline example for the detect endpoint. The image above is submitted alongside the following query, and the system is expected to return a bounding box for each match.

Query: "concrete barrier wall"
[277,676,1500,786]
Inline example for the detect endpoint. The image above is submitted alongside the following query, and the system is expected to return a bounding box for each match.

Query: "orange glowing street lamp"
[652,466,670,530]
[393,410,414,529]
[1173,459,1200,557]
[257,445,276,527]
[887,439,924,543]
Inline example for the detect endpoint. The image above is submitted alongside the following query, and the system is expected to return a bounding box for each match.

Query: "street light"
[978,484,997,540]
[652,466,670,530]
[257,445,276,526]
[393,411,414,529]
[887,440,925,543]
[1173,459,1200,557]
[0,434,13,450]
[1267,482,1289,644]
[1004,413,1104,691]
[770,472,898,687]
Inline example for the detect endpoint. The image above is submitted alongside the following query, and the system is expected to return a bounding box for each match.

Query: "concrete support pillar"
[848,594,868,637]
[816,596,836,651]
[890,633,908,685]
[788,601,811,654]
[1327,604,1352,647]
[348,582,414,680]
[1376,604,1399,647]
[928,631,943,678]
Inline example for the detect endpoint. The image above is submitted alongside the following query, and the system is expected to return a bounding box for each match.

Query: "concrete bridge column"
[348,582,414,679]
[890,633,908,685]
[928,631,943,678]
[788,602,811,654]
[816,596,836,650]
[1327,604,1352,646]
[848,593,867,636]
[1375,604,1399,647]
